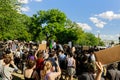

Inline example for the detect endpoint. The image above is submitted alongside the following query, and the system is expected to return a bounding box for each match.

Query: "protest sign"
[94,45,120,65]
[42,40,47,44]
[83,46,89,50]
[39,44,46,50]
[68,41,72,48]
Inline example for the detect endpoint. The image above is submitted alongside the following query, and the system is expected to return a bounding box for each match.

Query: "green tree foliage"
[29,9,67,42]
[0,0,104,46]
[84,32,99,46]
[28,14,44,41]
[56,28,78,44]
[41,9,67,41]
[0,0,31,41]
[99,39,105,46]
[65,19,103,46]
[75,29,87,46]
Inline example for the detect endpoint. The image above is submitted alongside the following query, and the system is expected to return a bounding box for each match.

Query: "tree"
[64,20,103,46]
[84,32,99,46]
[55,28,78,44]
[0,0,31,41]
[29,9,67,42]
[0,0,104,46]
[28,14,44,41]
[65,19,86,45]
[0,0,17,40]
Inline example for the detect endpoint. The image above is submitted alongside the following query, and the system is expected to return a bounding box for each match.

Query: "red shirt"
[36,58,44,70]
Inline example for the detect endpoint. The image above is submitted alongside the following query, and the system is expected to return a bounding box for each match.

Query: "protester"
[0,56,18,80]
[58,50,67,70]
[67,53,76,80]
[78,61,103,80]
[0,53,18,71]
[105,63,120,80]
[24,59,39,80]
[1,40,120,80]
[40,60,61,80]
[47,51,58,72]
[35,50,44,79]
[0,53,7,66]
[14,48,21,68]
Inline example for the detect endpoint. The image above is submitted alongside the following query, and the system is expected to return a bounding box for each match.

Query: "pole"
[118,33,120,44]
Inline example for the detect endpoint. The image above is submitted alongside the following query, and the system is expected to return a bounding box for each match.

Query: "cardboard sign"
[94,45,120,65]
[83,46,89,50]
[39,44,46,50]
[42,40,47,44]
[68,41,72,48]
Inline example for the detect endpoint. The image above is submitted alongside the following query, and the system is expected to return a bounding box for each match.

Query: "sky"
[18,0,120,42]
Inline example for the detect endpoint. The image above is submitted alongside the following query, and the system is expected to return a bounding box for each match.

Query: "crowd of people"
[0,40,120,80]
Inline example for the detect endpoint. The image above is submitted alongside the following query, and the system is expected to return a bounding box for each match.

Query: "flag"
[49,41,52,49]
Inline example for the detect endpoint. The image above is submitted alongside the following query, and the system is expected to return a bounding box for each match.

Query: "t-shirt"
[0,65,14,80]
[14,51,21,58]
[78,72,94,80]
[59,54,66,61]
[67,57,74,67]
[36,58,44,70]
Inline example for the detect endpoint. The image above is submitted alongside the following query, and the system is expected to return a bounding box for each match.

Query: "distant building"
[103,39,119,47]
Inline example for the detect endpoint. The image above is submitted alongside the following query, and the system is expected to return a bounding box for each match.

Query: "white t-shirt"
[14,51,21,58]
[0,60,4,65]
[0,65,14,80]
[67,57,74,67]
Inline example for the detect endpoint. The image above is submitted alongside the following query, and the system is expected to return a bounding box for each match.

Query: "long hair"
[4,55,12,65]
[41,61,52,79]
[26,59,36,69]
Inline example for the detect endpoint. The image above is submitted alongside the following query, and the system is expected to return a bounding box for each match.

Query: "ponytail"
[41,61,52,79]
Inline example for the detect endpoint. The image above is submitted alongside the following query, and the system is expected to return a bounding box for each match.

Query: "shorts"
[67,67,76,76]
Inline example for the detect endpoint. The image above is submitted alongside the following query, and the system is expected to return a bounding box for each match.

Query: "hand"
[10,60,15,65]
[55,57,59,65]
[96,62,103,73]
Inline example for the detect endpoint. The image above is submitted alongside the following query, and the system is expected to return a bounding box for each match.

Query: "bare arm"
[95,62,103,80]
[49,66,61,80]
[10,60,18,70]
[73,58,76,68]
[34,49,39,60]
[51,59,61,78]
